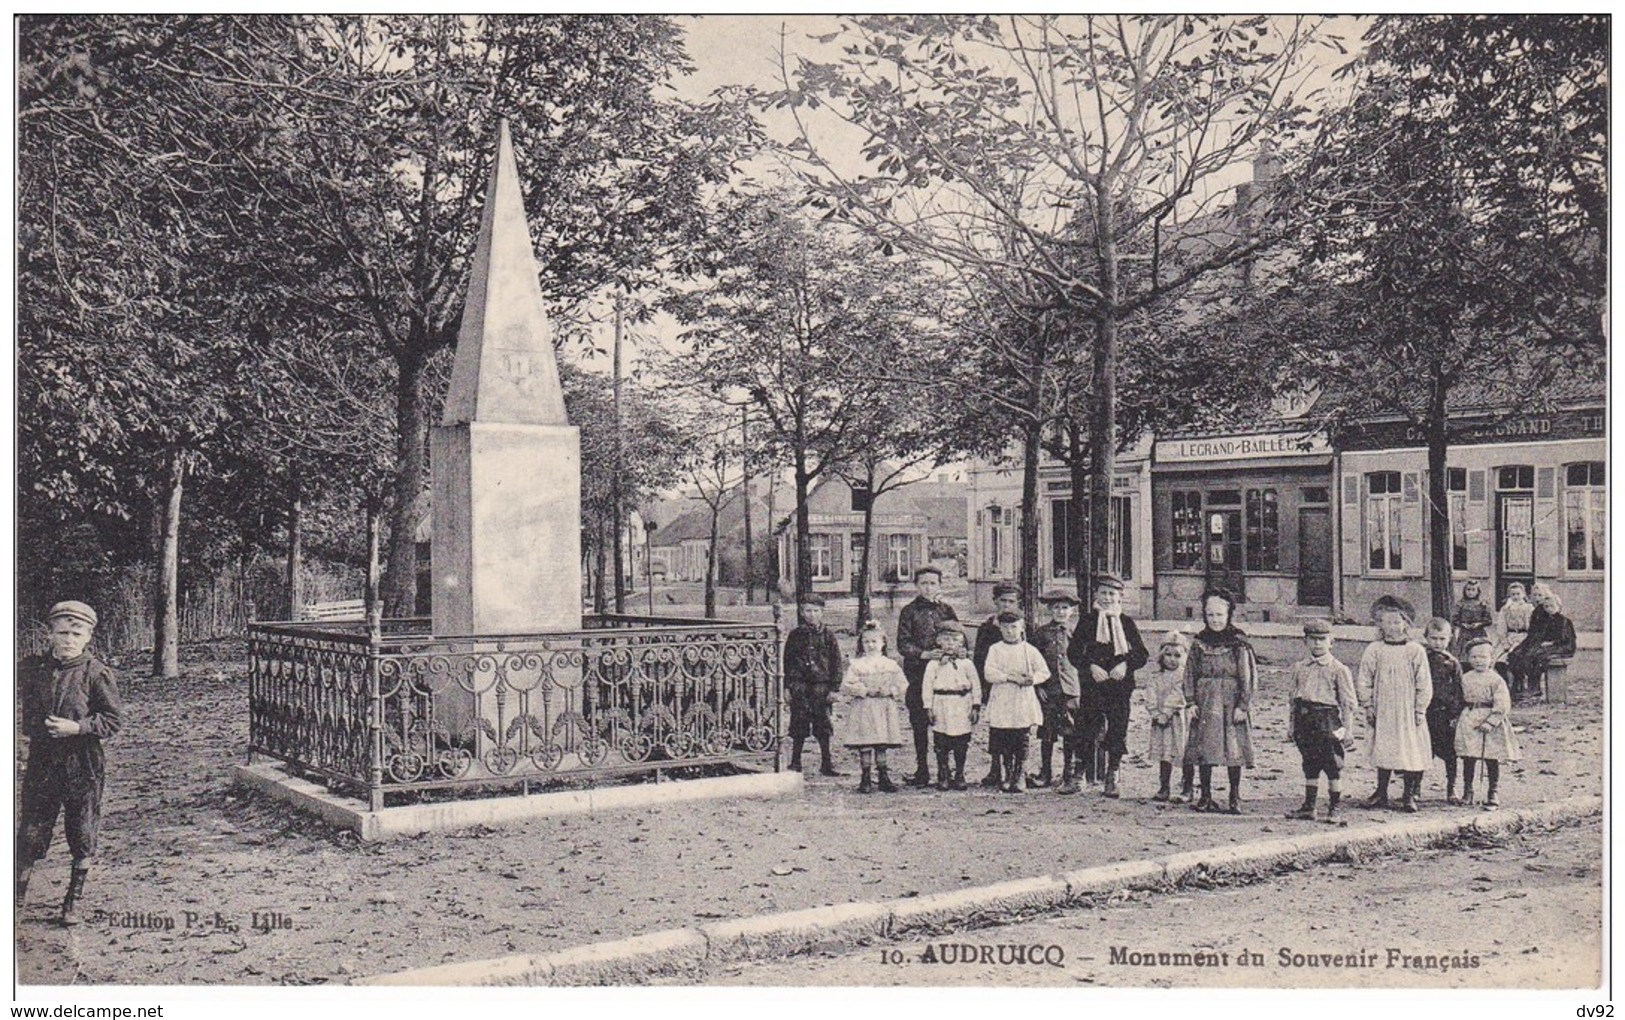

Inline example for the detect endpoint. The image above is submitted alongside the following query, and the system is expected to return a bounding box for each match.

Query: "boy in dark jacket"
[17,601,123,925]
[1066,574,1149,798]
[783,594,843,776]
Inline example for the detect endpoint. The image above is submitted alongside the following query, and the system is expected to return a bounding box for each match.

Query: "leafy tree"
[771,15,1334,589]
[1278,14,1607,618]
[666,188,954,603]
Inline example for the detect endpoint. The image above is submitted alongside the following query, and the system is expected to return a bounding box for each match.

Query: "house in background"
[775,471,944,597]
[1334,372,1605,629]
[642,477,791,587]
[964,439,1154,615]
[899,472,969,577]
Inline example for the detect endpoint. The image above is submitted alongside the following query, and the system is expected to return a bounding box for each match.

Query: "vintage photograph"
[12,13,1608,1015]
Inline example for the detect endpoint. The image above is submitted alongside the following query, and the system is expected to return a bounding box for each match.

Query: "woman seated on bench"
[1505,585,1576,702]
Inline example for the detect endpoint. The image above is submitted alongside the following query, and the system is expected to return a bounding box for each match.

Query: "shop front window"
[1244,488,1279,571]
[1171,491,1202,569]
[1565,462,1605,572]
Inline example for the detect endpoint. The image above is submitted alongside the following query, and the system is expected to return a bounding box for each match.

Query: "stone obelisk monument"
[432,120,581,635]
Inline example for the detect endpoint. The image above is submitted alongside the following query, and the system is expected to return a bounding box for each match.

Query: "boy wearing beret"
[1285,618,1358,823]
[972,582,1023,787]
[17,601,123,925]
[783,594,843,777]
[896,566,960,787]
[1066,573,1149,799]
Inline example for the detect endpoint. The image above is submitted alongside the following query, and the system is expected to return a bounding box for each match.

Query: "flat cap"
[1301,618,1332,637]
[934,620,965,637]
[992,581,1022,598]
[1370,594,1416,623]
[798,593,826,607]
[47,600,97,627]
[1038,587,1080,605]
[996,610,1024,625]
[1093,572,1125,592]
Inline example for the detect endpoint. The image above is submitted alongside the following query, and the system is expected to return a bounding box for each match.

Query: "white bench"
[301,599,365,622]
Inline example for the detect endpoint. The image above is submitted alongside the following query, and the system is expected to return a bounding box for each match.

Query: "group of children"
[797,580,1522,822]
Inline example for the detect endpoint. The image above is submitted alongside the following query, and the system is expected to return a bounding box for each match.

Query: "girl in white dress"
[842,621,907,794]
[1456,638,1520,810]
[1356,595,1433,813]
[982,611,1048,794]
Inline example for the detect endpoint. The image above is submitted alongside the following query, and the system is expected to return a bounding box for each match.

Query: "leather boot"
[1057,760,1080,795]
[818,738,842,777]
[1102,764,1120,799]
[1399,773,1419,813]
[857,767,873,794]
[935,751,951,791]
[60,867,88,927]
[1286,786,1317,820]
[788,740,804,772]
[876,764,898,793]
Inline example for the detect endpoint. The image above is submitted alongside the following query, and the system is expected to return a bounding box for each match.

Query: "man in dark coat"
[783,594,843,776]
[17,601,123,926]
[1066,574,1148,799]
[895,566,960,787]
[1506,586,1577,702]
[973,581,1023,787]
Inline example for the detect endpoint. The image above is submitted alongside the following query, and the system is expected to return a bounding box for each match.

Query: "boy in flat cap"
[783,594,843,777]
[1066,573,1148,799]
[1029,588,1080,790]
[1356,595,1432,812]
[1285,618,1358,823]
[17,601,123,925]
[896,566,960,787]
[972,581,1023,787]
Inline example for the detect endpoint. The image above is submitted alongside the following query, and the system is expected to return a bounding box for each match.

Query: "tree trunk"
[152,449,183,679]
[1426,369,1455,621]
[365,502,383,625]
[1019,417,1042,622]
[793,401,813,605]
[285,496,304,620]
[1067,422,1092,600]
[593,517,608,614]
[705,503,721,618]
[383,350,428,618]
[856,474,876,633]
[612,296,626,613]
[1089,191,1120,585]
[741,407,755,605]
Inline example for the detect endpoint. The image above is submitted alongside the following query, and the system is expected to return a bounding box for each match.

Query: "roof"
[1320,360,1605,422]
[910,496,968,540]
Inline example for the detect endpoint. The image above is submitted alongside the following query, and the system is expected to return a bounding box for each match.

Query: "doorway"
[1204,508,1245,600]
[1297,506,1332,606]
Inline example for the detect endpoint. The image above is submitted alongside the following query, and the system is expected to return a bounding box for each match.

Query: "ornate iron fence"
[247,615,783,809]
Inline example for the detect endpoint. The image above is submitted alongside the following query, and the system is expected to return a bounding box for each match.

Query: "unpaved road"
[14,640,1604,987]
[698,816,1602,989]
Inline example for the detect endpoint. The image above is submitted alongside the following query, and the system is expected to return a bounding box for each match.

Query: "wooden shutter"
[1401,471,1424,578]
[1534,466,1560,576]
[1466,470,1491,578]
[1341,472,1364,579]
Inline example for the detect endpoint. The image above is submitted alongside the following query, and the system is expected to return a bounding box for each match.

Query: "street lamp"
[644,519,658,616]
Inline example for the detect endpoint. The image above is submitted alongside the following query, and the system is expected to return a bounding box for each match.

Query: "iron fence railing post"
[368,609,384,813]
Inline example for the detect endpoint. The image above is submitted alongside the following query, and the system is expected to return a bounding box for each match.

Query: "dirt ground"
[702,815,1604,989]
[14,639,1604,987]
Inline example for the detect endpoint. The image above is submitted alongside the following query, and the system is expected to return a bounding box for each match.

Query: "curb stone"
[358,793,1600,986]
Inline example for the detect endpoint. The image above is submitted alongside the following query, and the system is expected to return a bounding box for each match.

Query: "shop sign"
[1155,430,1330,464]
[1337,409,1604,452]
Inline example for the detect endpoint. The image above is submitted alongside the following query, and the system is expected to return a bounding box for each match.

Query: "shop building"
[1336,394,1606,629]
[1150,421,1336,623]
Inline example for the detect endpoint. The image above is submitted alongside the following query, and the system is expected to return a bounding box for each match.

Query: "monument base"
[232,761,802,841]
[431,421,582,635]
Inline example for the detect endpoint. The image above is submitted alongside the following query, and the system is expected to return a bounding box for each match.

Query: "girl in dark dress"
[1450,580,1494,658]
[1182,589,1257,814]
